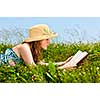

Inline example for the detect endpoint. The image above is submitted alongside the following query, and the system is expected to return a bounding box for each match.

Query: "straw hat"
[24,24,58,42]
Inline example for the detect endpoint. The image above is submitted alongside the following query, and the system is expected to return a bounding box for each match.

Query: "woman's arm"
[38,60,49,66]
[38,56,73,66]
[38,61,65,66]
[57,56,77,69]
[58,62,77,69]
[54,56,73,66]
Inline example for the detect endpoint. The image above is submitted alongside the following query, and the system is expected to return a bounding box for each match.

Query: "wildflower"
[97,67,99,70]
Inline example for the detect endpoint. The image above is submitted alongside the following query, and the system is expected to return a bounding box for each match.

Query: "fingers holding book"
[58,50,88,70]
[64,56,73,63]
[58,62,77,69]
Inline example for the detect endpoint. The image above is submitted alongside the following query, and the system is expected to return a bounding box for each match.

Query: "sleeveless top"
[0,48,23,65]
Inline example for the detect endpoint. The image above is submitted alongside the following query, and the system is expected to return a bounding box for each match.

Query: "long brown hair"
[29,41,42,63]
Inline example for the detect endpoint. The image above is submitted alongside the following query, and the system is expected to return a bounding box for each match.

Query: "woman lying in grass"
[0,24,74,69]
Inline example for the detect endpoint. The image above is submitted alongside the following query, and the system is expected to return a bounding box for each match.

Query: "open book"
[64,50,88,67]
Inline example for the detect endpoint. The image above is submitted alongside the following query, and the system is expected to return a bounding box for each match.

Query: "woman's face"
[40,39,50,49]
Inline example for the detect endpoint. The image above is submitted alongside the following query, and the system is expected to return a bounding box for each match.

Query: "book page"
[66,50,88,66]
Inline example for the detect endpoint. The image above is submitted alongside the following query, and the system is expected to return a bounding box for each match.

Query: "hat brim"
[24,33,58,42]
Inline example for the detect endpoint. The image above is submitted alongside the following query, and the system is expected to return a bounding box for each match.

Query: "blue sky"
[0,17,100,43]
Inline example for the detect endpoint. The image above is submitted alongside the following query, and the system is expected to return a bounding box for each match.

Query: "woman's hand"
[64,56,73,63]
[58,64,77,69]
[58,62,76,69]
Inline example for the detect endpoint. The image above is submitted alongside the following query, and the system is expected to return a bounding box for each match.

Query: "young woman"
[0,24,74,69]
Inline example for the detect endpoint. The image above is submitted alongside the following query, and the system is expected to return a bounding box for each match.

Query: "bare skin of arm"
[38,56,73,66]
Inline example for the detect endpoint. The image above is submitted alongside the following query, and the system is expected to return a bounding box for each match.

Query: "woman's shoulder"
[19,43,30,49]
[12,43,30,58]
[18,43,31,54]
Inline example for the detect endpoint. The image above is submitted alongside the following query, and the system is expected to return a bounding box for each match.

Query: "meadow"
[0,42,100,83]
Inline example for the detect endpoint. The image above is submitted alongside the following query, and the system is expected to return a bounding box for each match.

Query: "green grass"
[0,42,100,83]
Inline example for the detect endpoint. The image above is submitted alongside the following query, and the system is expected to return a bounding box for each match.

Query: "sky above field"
[0,17,100,43]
